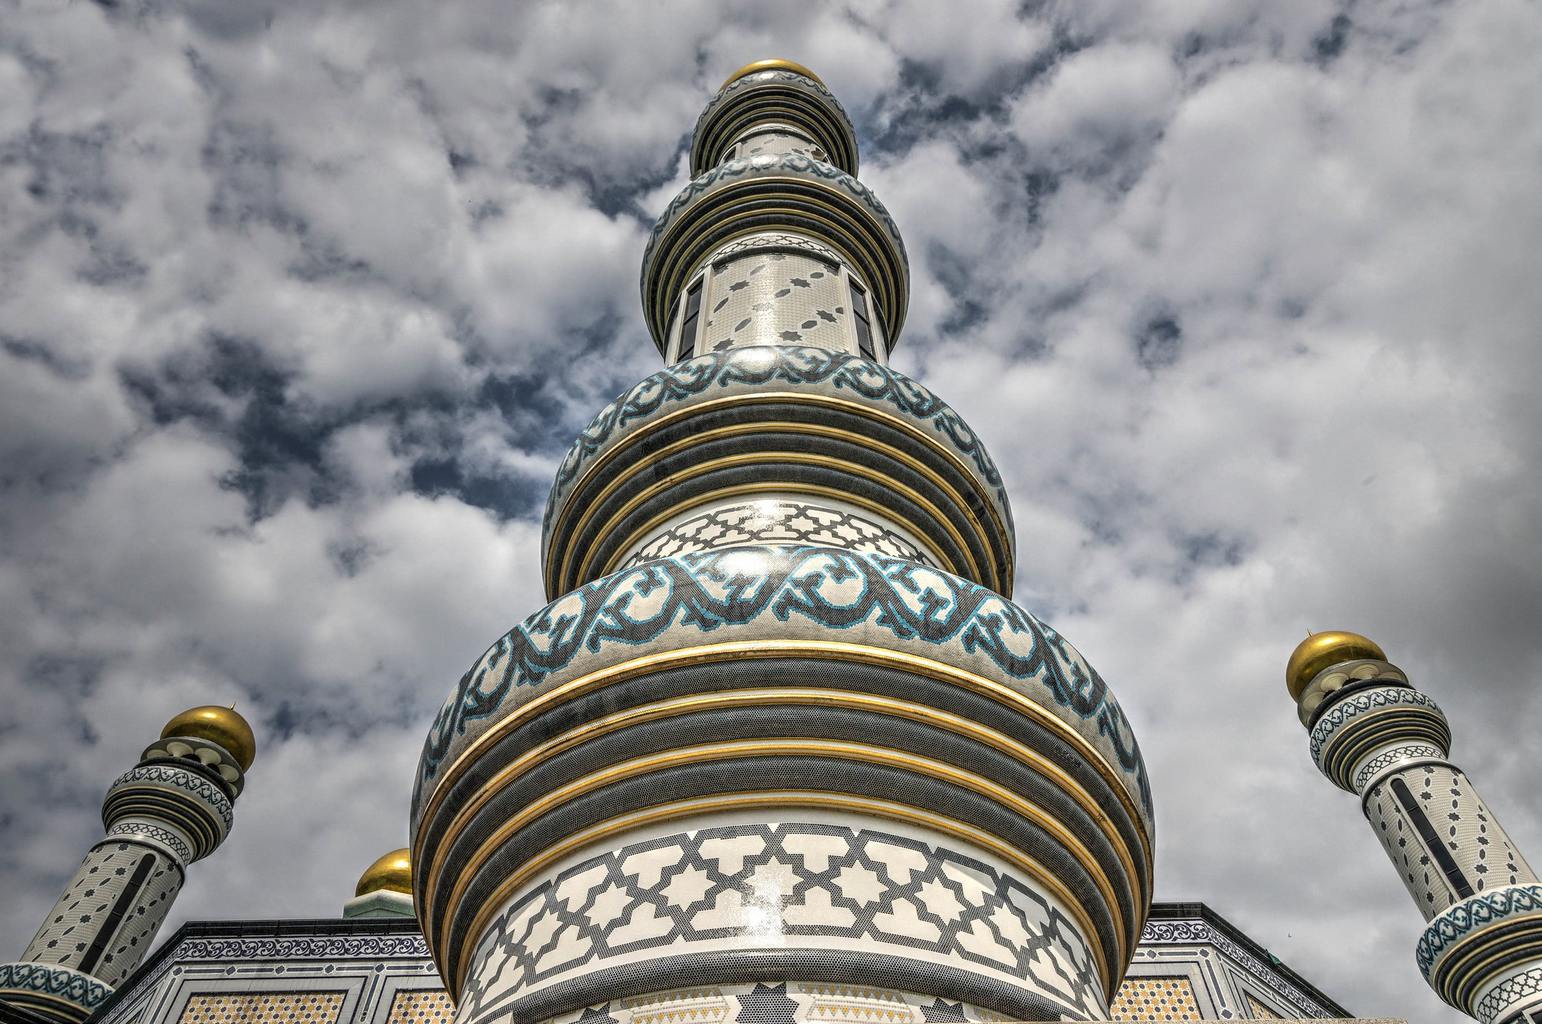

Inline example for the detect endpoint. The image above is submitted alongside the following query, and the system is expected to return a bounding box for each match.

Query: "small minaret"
[343,849,414,920]
[0,706,256,1024]
[1285,632,1542,1024]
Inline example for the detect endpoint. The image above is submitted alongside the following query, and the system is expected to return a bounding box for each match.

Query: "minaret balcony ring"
[642,153,909,356]
[540,347,1015,598]
[410,546,1152,1013]
[691,65,859,177]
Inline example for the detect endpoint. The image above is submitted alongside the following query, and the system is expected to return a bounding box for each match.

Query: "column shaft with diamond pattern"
[1289,637,1542,1024]
[0,711,252,1024]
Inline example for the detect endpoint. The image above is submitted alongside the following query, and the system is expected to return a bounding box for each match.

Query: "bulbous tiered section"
[690,61,859,176]
[644,64,904,363]
[1286,633,1542,1024]
[412,61,1152,1024]
[0,707,255,1024]
[541,347,1015,598]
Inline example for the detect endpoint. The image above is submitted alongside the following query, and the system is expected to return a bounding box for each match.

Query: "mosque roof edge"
[1147,902,1354,1018]
[83,918,425,1024]
[90,905,1354,1024]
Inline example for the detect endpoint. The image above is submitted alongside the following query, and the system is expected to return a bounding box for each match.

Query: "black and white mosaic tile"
[459,821,1101,1024]
[623,501,932,567]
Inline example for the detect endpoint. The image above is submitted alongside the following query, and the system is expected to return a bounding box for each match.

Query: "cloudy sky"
[3,1,1540,1020]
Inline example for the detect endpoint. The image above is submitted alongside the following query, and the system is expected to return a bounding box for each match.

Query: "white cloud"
[460,181,645,358]
[874,0,1050,96]
[1010,43,1181,170]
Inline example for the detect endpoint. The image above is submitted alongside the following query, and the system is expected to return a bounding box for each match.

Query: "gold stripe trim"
[709,106,843,155]
[1328,707,1450,775]
[553,393,1009,560]
[414,640,1151,868]
[1460,948,1542,1009]
[555,449,985,592]
[649,191,903,325]
[699,109,854,170]
[413,646,1155,998]
[647,186,907,342]
[444,792,1119,1001]
[1431,912,1542,1000]
[421,686,1145,923]
[0,990,94,1013]
[576,419,971,577]
[721,60,828,89]
[547,392,1014,590]
[433,737,1131,980]
[410,644,1147,857]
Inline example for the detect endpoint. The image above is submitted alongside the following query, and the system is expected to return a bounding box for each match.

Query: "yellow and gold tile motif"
[1246,992,1283,1019]
[179,992,344,1024]
[622,986,733,1024]
[385,990,453,1024]
[1108,976,1201,1021]
[800,982,925,1023]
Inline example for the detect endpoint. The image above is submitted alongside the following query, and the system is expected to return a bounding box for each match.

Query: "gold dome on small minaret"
[1286,630,1387,702]
[355,848,412,898]
[721,58,825,89]
[161,705,257,771]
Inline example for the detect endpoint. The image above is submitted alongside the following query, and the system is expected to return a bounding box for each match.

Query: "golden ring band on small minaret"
[1285,630,1386,701]
[721,58,824,89]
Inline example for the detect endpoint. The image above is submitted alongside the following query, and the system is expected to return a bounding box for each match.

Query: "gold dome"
[356,848,413,898]
[721,59,825,89]
[1286,631,1387,702]
[161,705,257,771]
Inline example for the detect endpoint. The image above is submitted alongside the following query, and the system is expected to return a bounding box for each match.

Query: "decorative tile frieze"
[535,982,1007,1024]
[177,992,344,1024]
[385,990,454,1024]
[623,501,933,567]
[1107,976,1200,1021]
[1137,917,1340,1018]
[459,821,1102,1024]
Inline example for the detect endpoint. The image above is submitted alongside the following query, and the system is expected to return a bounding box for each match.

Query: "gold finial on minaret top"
[1285,630,1387,702]
[355,848,413,897]
[721,58,825,89]
[161,705,257,771]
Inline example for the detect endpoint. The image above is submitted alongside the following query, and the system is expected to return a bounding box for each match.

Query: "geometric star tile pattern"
[384,991,455,1024]
[624,501,932,568]
[535,982,1009,1024]
[1106,976,1201,1021]
[1247,992,1284,1019]
[461,822,1101,1022]
[178,993,345,1024]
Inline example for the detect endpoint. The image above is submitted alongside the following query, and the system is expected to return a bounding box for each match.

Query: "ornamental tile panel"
[384,990,454,1024]
[1107,976,1200,1021]
[1248,993,1285,1019]
[178,992,344,1024]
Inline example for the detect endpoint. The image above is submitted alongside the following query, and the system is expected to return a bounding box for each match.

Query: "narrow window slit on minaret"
[1388,775,1475,899]
[679,277,704,361]
[75,854,153,975]
[851,279,874,358]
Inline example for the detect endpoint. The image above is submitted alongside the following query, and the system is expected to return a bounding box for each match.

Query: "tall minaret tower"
[412,60,1153,1024]
[1285,631,1542,1024]
[0,706,255,1024]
